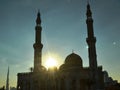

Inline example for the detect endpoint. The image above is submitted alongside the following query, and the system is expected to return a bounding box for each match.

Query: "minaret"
[86,2,97,70]
[6,67,9,90]
[33,11,43,72]
[86,2,99,90]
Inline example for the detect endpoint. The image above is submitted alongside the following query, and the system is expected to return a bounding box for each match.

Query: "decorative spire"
[36,11,41,25]
[6,67,9,90]
[86,1,92,18]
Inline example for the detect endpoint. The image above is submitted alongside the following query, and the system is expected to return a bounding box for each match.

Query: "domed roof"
[65,53,83,67]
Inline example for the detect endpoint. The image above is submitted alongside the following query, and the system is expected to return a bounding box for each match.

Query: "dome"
[64,53,83,67]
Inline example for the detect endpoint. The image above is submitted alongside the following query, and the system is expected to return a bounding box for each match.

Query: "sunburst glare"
[45,57,57,68]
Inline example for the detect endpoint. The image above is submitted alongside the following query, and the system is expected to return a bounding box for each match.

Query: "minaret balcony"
[33,43,43,49]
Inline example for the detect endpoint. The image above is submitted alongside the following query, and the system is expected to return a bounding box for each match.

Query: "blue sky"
[0,0,120,87]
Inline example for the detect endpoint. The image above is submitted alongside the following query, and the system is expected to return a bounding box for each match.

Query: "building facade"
[17,3,105,90]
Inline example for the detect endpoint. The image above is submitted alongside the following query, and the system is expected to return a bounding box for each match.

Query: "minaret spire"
[36,10,41,25]
[6,67,9,90]
[33,11,43,72]
[87,1,92,18]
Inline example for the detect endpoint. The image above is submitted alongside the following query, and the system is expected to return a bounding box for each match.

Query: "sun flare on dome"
[45,57,57,68]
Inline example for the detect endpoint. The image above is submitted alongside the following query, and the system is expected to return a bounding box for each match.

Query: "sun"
[45,57,57,68]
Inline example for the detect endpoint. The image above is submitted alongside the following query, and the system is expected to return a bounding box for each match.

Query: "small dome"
[65,53,83,67]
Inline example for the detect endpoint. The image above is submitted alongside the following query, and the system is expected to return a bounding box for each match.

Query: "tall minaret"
[6,67,9,90]
[86,2,99,90]
[86,2,97,70]
[33,11,43,72]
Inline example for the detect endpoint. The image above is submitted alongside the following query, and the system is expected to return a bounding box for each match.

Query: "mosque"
[16,2,119,90]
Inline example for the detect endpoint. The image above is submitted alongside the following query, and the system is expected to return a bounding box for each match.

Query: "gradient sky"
[0,0,120,87]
